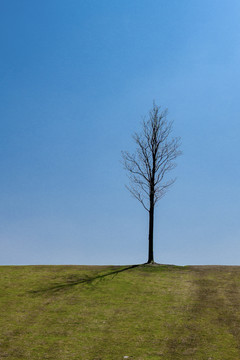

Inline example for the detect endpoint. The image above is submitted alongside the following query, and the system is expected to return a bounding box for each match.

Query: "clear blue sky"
[1,0,240,265]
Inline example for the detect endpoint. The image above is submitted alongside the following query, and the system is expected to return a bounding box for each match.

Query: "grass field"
[1,264,240,359]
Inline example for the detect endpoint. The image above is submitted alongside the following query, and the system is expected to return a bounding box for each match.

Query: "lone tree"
[122,103,181,264]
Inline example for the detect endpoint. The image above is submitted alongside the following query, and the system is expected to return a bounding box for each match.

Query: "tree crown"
[122,103,182,211]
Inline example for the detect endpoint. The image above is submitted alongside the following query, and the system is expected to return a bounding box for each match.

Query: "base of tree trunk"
[145,261,160,266]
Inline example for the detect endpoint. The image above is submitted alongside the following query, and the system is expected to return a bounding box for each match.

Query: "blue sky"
[1,0,240,265]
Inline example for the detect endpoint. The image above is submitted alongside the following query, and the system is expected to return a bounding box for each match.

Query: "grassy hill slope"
[1,264,240,359]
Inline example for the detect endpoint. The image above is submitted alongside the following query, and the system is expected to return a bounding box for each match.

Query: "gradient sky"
[1,0,240,265]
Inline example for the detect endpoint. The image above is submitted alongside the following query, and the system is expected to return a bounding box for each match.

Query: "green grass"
[1,264,240,359]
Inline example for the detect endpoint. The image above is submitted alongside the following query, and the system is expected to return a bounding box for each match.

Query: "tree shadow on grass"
[29,264,142,294]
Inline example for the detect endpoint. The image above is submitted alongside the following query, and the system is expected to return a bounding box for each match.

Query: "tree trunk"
[147,193,154,264]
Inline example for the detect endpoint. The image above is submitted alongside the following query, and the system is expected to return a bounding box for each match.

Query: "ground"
[1,264,240,359]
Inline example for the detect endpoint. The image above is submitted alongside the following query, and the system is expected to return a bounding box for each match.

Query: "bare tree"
[122,103,182,264]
